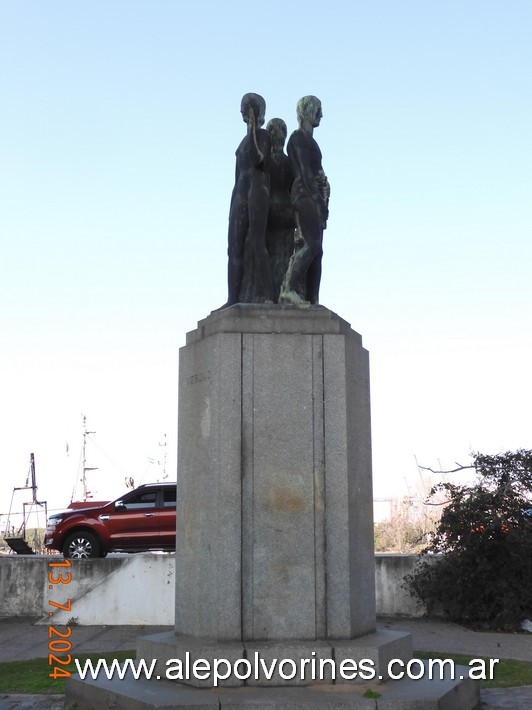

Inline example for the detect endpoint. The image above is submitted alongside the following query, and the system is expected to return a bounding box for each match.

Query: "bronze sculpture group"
[223,94,330,308]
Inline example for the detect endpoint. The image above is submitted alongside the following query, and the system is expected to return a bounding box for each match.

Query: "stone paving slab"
[0,694,64,709]
[484,686,532,708]
[4,688,532,709]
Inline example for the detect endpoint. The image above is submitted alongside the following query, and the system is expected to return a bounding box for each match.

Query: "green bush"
[405,450,532,630]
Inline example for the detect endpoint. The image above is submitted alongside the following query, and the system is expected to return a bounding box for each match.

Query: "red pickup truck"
[44,482,176,558]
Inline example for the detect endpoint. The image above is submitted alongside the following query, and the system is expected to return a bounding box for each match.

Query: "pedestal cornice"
[186,304,362,344]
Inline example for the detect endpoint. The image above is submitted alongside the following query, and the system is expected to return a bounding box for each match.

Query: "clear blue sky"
[1,1,531,523]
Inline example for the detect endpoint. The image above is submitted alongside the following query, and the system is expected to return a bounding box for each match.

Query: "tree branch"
[418,463,475,474]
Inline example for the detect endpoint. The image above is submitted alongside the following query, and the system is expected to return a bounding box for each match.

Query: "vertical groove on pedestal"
[241,333,254,640]
[312,335,327,639]
[323,335,352,638]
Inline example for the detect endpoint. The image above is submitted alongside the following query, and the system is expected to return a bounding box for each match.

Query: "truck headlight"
[46,516,63,530]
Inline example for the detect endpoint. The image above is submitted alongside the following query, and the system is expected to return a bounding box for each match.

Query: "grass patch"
[415,651,532,688]
[0,650,135,694]
[363,688,382,698]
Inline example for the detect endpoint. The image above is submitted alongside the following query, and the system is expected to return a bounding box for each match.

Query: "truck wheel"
[63,531,100,559]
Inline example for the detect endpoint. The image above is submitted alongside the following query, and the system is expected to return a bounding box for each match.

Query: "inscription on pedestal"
[185,370,212,386]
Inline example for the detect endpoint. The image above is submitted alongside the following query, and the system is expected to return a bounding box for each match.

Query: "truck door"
[104,488,160,548]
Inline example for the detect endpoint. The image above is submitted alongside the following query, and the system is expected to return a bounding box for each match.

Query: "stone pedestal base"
[136,628,412,688]
[66,659,480,709]
[176,305,375,643]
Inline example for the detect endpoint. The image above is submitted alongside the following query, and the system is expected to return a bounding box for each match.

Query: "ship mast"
[80,414,98,500]
[159,433,168,480]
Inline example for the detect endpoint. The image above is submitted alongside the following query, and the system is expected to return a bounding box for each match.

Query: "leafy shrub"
[405,450,532,630]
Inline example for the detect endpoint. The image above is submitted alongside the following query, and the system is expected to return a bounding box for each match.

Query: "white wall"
[0,553,425,625]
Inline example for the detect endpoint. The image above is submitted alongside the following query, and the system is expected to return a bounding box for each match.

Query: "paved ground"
[380,617,532,663]
[0,616,170,663]
[381,618,532,709]
[0,616,530,708]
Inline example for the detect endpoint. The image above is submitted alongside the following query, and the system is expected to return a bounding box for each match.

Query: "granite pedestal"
[175,305,376,644]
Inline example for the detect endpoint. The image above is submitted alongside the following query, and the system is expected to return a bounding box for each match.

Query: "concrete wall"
[0,553,424,625]
[0,555,49,616]
[375,553,425,618]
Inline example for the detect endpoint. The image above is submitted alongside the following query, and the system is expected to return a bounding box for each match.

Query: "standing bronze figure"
[225,93,273,306]
[280,96,330,305]
[265,118,295,303]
